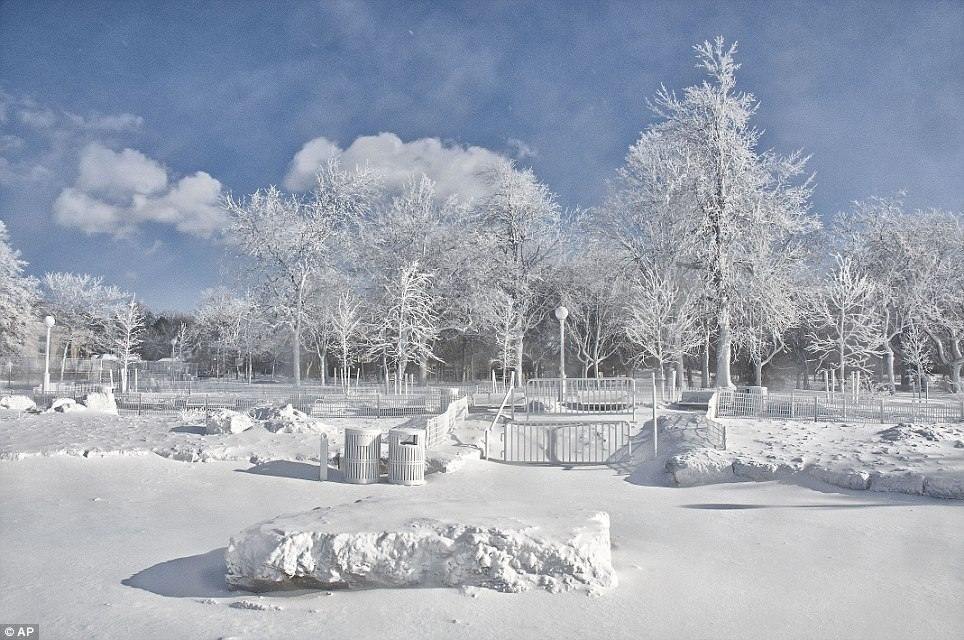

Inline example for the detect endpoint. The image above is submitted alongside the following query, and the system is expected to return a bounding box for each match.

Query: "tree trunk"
[675,358,685,390]
[419,359,428,384]
[701,335,711,388]
[754,360,763,386]
[516,335,524,385]
[951,362,962,394]
[292,319,301,387]
[320,345,327,386]
[60,342,69,381]
[715,309,734,388]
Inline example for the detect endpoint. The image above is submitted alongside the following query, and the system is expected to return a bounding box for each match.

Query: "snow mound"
[205,409,254,435]
[666,448,736,486]
[225,497,615,594]
[0,395,36,412]
[254,404,330,435]
[82,391,118,414]
[48,398,86,413]
[878,423,962,444]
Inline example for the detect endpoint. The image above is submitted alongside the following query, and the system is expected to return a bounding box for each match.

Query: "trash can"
[341,427,382,484]
[387,427,426,486]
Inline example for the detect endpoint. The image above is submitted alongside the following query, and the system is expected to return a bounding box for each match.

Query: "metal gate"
[524,377,636,419]
[501,420,633,464]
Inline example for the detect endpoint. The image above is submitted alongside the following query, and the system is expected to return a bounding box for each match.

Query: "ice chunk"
[225,497,615,594]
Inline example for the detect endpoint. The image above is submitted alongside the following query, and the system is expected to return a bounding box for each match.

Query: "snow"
[0,410,415,462]
[225,497,614,594]
[0,394,35,411]
[205,409,255,435]
[665,416,964,499]
[1,452,961,639]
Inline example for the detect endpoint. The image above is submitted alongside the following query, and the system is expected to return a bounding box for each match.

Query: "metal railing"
[524,377,636,419]
[498,420,633,465]
[716,389,964,423]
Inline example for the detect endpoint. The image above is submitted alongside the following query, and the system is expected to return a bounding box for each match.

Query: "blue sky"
[1,0,961,310]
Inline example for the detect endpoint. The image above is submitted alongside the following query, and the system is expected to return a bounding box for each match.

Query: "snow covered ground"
[667,415,964,498]
[0,410,962,639]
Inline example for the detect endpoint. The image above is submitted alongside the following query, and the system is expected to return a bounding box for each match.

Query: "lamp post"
[554,305,568,403]
[43,315,55,394]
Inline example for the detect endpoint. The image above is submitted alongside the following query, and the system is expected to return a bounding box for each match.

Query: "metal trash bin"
[341,427,382,484]
[388,427,426,486]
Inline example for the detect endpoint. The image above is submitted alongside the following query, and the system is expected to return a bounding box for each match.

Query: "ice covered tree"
[559,235,630,378]
[806,255,883,390]
[225,160,377,385]
[367,262,440,392]
[611,37,816,387]
[625,267,703,382]
[358,175,476,381]
[834,196,929,390]
[41,272,127,378]
[113,296,144,393]
[0,220,38,357]
[476,159,561,382]
[901,320,933,391]
[330,290,364,388]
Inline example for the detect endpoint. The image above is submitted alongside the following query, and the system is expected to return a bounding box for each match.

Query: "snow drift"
[225,497,615,594]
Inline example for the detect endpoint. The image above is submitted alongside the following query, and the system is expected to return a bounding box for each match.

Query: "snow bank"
[205,409,254,435]
[0,395,36,411]
[82,391,118,414]
[253,404,331,435]
[666,448,736,486]
[49,398,86,413]
[225,497,615,594]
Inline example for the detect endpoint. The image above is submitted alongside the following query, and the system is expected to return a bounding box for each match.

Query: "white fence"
[423,395,469,449]
[524,378,636,418]
[716,390,964,423]
[498,420,633,465]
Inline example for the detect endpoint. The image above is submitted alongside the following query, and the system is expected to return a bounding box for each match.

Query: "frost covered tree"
[225,160,377,385]
[902,320,933,391]
[41,272,127,379]
[476,159,561,382]
[113,296,144,393]
[0,221,38,357]
[610,37,816,387]
[625,267,703,381]
[834,196,927,389]
[367,262,440,392]
[559,237,630,378]
[358,175,475,381]
[329,290,364,387]
[806,255,883,389]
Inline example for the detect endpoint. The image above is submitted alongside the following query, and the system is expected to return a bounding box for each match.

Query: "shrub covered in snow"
[252,404,329,434]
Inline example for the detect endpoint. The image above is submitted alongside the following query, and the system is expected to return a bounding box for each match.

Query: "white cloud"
[53,144,226,238]
[76,143,167,198]
[283,132,507,201]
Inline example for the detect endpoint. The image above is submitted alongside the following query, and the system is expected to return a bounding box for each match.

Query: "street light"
[43,315,55,394]
[554,305,568,403]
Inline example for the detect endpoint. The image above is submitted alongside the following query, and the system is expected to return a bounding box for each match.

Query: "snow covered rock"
[666,448,736,486]
[732,458,781,481]
[225,497,616,594]
[255,404,328,434]
[81,390,117,414]
[48,398,87,413]
[205,409,254,435]
[0,395,36,411]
